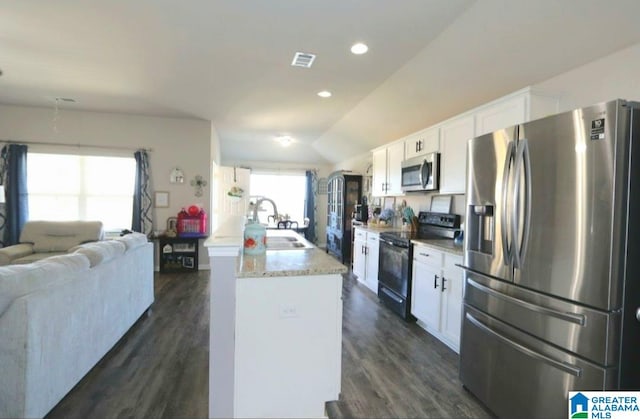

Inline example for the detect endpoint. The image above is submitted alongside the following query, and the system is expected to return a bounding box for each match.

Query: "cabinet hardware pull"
[419,252,429,257]
[434,274,439,289]
[441,277,447,292]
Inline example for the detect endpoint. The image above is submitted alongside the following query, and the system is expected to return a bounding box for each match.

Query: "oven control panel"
[418,211,460,228]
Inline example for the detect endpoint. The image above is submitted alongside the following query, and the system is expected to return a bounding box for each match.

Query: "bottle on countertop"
[244,221,267,255]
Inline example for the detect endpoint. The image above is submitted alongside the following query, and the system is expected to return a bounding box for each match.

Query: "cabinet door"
[404,134,421,160]
[440,114,474,194]
[475,95,526,137]
[405,127,440,159]
[385,141,404,195]
[441,255,463,351]
[372,149,387,196]
[411,260,441,330]
[365,233,380,293]
[352,237,367,283]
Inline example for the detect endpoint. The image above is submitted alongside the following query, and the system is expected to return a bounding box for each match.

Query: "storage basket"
[177,206,207,237]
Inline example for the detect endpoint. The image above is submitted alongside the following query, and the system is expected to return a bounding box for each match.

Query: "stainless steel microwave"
[401,152,439,192]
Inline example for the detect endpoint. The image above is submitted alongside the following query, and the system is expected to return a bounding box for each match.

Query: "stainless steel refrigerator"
[460,99,640,418]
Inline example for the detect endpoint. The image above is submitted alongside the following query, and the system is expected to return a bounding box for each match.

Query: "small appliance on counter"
[353,197,369,223]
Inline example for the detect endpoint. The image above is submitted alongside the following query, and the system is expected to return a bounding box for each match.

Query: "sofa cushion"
[114,232,148,250]
[20,221,104,252]
[12,251,67,265]
[0,253,90,316]
[73,240,126,268]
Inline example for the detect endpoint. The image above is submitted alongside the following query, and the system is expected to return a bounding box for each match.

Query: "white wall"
[0,104,215,269]
[533,42,640,111]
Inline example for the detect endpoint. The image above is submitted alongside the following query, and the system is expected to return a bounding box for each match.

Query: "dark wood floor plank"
[45,269,491,419]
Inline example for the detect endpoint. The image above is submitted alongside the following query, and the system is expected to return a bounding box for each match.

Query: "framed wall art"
[154,191,170,208]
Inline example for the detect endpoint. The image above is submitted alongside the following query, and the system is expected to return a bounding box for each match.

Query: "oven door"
[378,238,410,297]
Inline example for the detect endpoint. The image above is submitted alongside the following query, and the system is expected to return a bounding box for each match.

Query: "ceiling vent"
[291,52,316,68]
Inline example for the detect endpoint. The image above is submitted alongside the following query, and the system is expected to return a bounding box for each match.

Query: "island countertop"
[237,230,348,278]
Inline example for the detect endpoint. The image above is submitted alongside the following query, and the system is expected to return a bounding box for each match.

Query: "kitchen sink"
[266,236,314,250]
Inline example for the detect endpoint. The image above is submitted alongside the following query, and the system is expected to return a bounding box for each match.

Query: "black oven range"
[377,211,460,320]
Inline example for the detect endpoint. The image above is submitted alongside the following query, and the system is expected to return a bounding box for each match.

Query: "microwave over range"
[401,152,440,192]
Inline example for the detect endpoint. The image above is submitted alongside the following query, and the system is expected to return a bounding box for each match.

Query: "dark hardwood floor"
[46,271,210,419]
[46,270,491,419]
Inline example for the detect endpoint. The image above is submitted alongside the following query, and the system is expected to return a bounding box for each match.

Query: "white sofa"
[0,232,154,419]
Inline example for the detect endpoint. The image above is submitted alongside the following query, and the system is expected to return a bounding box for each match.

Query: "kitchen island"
[205,216,347,419]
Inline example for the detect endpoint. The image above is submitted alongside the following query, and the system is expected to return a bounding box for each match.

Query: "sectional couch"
[0,231,154,418]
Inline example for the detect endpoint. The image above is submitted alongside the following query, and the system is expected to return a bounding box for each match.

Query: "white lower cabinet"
[411,244,463,353]
[352,228,379,294]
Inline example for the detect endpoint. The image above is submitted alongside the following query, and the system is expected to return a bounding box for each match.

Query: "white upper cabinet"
[474,88,559,137]
[372,141,404,196]
[440,114,474,194]
[372,148,387,197]
[404,126,440,159]
[371,86,558,197]
[387,142,404,195]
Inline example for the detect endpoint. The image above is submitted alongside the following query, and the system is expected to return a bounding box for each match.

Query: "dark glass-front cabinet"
[326,171,362,264]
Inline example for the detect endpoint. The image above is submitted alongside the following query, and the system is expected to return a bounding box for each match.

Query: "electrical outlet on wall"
[279,304,299,318]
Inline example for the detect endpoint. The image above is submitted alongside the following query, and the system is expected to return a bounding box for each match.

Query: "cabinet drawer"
[413,245,443,268]
[354,228,367,240]
[444,253,462,271]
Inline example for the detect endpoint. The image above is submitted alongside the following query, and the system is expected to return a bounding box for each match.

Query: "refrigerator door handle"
[467,277,586,326]
[465,311,583,377]
[501,141,516,265]
[512,138,532,269]
[519,138,532,267]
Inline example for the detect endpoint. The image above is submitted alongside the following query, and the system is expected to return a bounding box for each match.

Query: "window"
[250,173,306,223]
[27,153,136,231]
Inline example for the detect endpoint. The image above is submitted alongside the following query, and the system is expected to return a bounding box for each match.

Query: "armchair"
[0,221,104,266]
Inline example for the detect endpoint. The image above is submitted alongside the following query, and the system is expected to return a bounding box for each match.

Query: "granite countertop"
[353,224,403,234]
[237,230,348,278]
[411,238,464,256]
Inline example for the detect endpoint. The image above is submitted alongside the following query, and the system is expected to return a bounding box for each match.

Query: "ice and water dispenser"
[467,204,494,254]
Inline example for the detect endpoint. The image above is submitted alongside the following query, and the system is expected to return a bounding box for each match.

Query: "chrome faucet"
[252,197,278,224]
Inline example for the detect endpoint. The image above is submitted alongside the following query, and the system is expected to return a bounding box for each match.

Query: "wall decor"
[190,175,208,197]
[154,191,170,208]
[170,167,185,184]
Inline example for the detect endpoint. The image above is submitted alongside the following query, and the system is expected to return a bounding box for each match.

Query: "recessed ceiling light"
[275,136,294,147]
[350,43,368,55]
[317,91,332,98]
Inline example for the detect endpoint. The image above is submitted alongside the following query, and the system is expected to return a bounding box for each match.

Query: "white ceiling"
[2,0,640,165]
